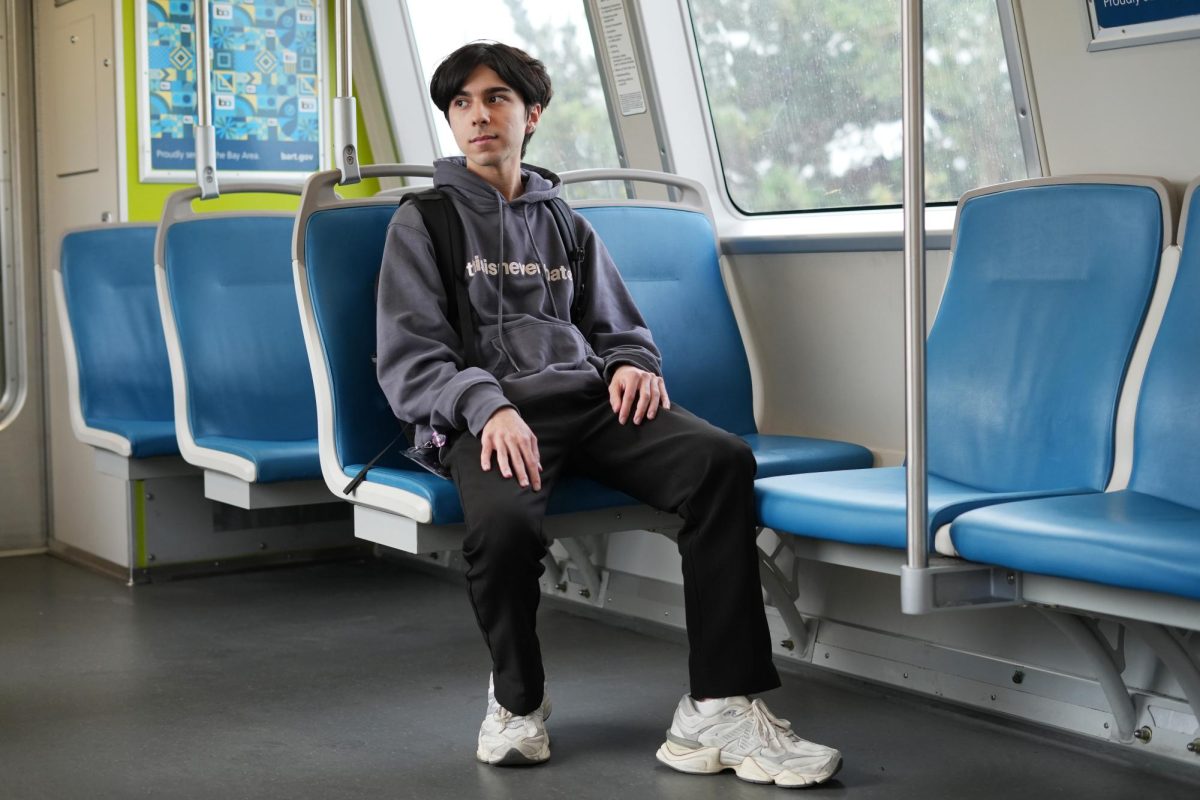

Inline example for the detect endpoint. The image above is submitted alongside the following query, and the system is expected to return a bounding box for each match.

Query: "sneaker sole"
[655,740,842,788]
[477,745,550,767]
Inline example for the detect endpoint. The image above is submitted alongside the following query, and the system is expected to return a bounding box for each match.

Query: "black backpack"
[345,189,587,494]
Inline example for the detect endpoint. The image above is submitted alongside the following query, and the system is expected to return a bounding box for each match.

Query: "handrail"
[292,165,714,265]
[193,0,218,199]
[333,0,361,185]
[293,165,437,263]
[156,182,305,269]
[559,167,709,215]
[161,182,303,222]
[901,0,928,578]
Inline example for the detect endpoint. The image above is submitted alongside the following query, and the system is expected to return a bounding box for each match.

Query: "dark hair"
[429,42,553,157]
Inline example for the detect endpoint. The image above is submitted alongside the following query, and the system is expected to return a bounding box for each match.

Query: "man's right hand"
[480,408,542,491]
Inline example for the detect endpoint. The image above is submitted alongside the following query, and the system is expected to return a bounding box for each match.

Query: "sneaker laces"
[747,699,801,748]
[493,705,542,737]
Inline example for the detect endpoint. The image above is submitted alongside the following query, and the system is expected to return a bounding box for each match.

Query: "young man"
[376,41,842,788]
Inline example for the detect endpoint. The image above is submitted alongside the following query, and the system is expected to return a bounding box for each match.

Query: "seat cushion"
[951,490,1200,600]
[345,464,637,526]
[755,467,1093,549]
[351,433,874,526]
[193,436,321,483]
[89,418,178,459]
[743,434,873,479]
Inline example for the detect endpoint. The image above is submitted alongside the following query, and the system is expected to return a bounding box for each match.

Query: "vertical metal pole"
[193,0,218,198]
[902,0,928,571]
[334,0,361,184]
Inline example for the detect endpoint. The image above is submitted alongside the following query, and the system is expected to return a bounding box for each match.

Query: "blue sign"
[1093,0,1200,29]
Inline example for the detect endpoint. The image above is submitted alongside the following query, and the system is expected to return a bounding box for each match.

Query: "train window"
[405,0,624,195]
[687,0,1029,214]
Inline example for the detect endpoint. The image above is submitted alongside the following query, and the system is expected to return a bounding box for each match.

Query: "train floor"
[2,554,1198,800]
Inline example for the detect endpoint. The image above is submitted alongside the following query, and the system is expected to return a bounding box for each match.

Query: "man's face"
[447,65,541,173]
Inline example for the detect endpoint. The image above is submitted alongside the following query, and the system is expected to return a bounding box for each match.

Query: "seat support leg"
[754,529,817,659]
[1041,609,1136,742]
[1127,622,1200,731]
[647,527,815,656]
[757,550,814,659]
[541,553,564,589]
[559,537,603,602]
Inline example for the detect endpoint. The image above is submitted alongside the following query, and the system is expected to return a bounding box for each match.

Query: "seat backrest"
[163,215,317,441]
[303,203,408,471]
[1128,179,1200,510]
[927,178,1168,493]
[576,206,756,436]
[60,225,173,425]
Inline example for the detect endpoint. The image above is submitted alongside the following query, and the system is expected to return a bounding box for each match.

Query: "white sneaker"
[476,674,552,766]
[656,695,842,788]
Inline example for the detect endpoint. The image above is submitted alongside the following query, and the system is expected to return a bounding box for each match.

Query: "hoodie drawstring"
[524,205,561,320]
[494,197,518,371]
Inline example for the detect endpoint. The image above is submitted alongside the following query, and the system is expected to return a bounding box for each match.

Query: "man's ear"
[525,104,543,133]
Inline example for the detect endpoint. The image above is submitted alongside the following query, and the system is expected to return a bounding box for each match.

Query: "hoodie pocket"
[490,320,592,376]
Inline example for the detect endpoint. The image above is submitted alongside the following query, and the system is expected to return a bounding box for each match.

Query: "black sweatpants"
[444,378,781,715]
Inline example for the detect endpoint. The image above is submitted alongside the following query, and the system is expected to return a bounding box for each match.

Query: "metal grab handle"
[298,165,435,209]
[358,164,435,181]
[162,182,305,224]
[558,168,708,213]
[293,166,439,262]
[193,0,218,199]
[333,0,361,185]
[158,183,306,270]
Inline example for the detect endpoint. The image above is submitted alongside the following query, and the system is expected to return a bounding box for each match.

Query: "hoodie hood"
[433,156,562,209]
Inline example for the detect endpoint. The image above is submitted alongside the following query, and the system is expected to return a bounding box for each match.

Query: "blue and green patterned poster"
[138,0,325,180]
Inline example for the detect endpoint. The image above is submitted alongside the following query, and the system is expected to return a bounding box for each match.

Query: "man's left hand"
[609,365,670,425]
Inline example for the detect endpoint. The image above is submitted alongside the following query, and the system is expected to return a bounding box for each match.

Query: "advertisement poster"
[138,0,326,181]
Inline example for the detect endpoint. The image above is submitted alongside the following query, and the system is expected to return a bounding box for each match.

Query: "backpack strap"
[343,430,406,495]
[548,197,587,322]
[405,189,480,368]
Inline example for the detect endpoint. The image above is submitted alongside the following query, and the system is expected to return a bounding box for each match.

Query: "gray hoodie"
[376,157,661,445]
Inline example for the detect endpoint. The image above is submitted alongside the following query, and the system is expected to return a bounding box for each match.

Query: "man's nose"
[473,104,490,125]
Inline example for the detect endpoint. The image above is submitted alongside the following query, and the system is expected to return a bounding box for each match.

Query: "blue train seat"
[950,177,1200,601]
[55,224,181,473]
[294,166,871,551]
[755,177,1171,551]
[155,185,332,508]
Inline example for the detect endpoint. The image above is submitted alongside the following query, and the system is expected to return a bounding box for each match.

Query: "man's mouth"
[470,135,497,144]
